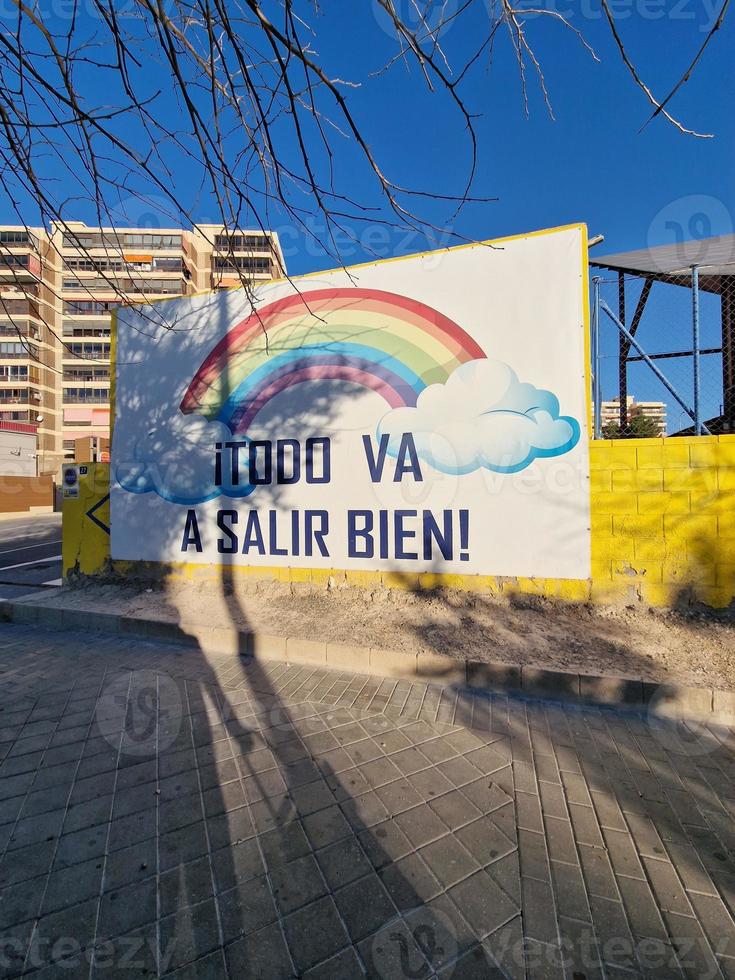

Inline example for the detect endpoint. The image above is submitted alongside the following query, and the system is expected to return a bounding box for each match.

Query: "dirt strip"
[34,579,735,692]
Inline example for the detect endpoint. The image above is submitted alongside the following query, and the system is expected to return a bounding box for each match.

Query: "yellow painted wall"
[62,463,110,580]
[67,442,735,609]
[590,433,735,609]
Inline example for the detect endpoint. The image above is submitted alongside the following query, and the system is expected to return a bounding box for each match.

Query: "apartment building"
[0,222,285,473]
[600,395,667,435]
[0,228,58,473]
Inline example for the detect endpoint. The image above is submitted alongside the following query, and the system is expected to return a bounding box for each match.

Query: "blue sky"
[306,4,734,429]
[275,2,735,274]
[14,2,731,271]
[7,3,733,427]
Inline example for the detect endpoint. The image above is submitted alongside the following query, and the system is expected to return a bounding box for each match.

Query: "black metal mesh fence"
[591,266,735,438]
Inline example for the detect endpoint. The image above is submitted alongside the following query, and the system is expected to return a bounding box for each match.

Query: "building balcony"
[0,410,32,422]
[0,233,41,277]
[0,322,42,341]
[63,302,119,317]
[0,229,40,249]
[0,349,41,361]
[62,269,185,288]
[61,232,183,252]
[210,270,274,289]
[0,416,35,430]
[62,394,110,404]
[213,234,275,252]
[63,349,110,362]
[62,280,185,301]
[0,299,42,320]
[0,367,40,381]
[64,258,184,274]
[64,361,110,378]
[0,261,41,283]
[212,249,274,261]
[62,323,110,339]
[0,388,42,405]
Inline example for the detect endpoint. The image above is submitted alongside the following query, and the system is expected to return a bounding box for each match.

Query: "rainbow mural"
[180,288,486,433]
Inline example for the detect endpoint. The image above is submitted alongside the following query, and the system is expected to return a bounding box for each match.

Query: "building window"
[0,231,30,244]
[62,234,97,248]
[66,343,110,359]
[214,233,270,250]
[0,410,30,421]
[64,300,116,315]
[124,234,181,248]
[151,257,183,271]
[63,388,109,403]
[125,279,182,294]
[64,257,101,271]
[213,256,272,273]
[63,369,110,381]
[0,342,35,357]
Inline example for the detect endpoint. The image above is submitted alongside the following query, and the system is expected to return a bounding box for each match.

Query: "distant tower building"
[0,222,285,473]
[600,396,667,435]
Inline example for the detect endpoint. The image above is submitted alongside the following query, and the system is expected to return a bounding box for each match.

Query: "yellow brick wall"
[590,434,735,609]
[77,439,734,610]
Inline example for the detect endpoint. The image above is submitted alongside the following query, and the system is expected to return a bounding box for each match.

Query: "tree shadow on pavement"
[396,569,735,980]
[102,286,735,979]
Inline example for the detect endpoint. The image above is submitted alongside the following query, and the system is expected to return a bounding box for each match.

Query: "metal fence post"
[599,300,711,436]
[591,276,602,439]
[691,265,702,435]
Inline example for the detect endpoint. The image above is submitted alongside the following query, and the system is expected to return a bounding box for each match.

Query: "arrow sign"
[86,493,110,535]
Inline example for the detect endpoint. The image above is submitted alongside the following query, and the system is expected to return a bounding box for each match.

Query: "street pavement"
[0,515,62,590]
[0,621,734,978]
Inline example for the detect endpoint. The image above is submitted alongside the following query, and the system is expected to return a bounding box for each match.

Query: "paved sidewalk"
[0,624,734,978]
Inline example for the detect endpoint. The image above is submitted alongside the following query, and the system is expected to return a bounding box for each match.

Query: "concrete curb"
[2,597,732,725]
[0,507,56,522]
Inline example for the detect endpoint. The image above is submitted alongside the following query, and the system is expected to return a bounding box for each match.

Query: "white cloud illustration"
[377,359,580,475]
[115,414,253,504]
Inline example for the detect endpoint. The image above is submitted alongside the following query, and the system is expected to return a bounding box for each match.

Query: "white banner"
[111,225,591,579]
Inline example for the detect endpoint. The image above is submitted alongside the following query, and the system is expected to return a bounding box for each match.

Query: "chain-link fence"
[590,265,735,438]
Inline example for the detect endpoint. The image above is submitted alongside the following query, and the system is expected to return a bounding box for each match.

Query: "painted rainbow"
[180,287,486,433]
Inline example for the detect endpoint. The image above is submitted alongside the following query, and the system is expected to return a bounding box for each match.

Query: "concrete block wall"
[69,440,735,610]
[590,434,735,608]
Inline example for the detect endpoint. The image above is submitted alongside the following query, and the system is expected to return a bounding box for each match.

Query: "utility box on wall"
[61,462,110,581]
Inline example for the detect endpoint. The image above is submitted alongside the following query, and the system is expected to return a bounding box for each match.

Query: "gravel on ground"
[33,577,735,691]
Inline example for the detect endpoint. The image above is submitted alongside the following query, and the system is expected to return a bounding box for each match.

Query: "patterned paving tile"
[0,622,733,977]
